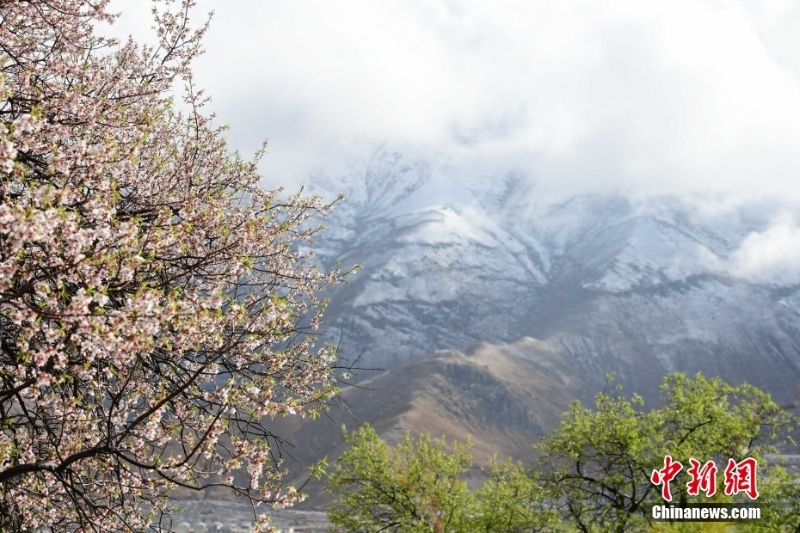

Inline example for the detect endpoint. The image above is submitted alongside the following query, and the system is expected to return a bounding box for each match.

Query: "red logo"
[686,458,717,497]
[723,458,758,500]
[651,457,758,501]
[651,455,683,501]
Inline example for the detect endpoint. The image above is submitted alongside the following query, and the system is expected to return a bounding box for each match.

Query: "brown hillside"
[267,337,590,508]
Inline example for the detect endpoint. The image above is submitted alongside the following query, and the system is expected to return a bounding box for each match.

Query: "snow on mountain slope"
[309,151,800,402]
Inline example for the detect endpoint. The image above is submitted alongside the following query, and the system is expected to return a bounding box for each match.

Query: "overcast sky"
[105,0,800,200]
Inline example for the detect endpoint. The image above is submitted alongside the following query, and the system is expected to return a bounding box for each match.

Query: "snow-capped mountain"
[309,151,800,404]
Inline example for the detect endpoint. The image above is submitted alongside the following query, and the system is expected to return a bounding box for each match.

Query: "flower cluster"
[0,1,351,531]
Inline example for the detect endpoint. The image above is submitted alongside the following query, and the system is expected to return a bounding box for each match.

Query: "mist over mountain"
[310,151,800,404]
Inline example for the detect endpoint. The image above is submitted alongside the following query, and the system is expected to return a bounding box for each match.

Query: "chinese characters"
[650,456,758,501]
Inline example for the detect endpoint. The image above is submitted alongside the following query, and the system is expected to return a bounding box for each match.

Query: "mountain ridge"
[310,151,800,404]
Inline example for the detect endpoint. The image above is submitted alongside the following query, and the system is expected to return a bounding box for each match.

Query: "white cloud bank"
[105,0,800,200]
[728,214,800,284]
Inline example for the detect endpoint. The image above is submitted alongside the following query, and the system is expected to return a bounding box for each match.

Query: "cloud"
[104,0,800,199]
[728,214,800,284]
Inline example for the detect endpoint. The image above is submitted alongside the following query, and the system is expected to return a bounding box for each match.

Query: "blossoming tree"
[0,1,352,530]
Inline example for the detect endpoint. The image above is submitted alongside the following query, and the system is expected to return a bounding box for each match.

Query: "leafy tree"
[537,382,656,533]
[537,373,798,533]
[326,424,474,533]
[327,375,799,533]
[0,1,352,530]
[469,458,557,533]
[326,424,556,533]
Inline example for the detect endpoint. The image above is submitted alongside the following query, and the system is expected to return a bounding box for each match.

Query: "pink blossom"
[0,1,357,529]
